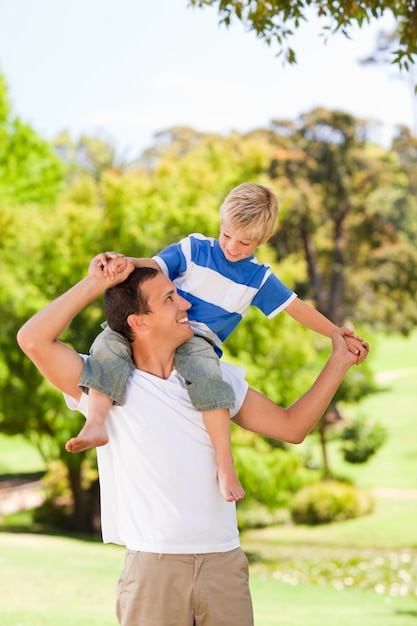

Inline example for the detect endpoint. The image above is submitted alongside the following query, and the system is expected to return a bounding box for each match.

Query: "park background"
[1,1,417,625]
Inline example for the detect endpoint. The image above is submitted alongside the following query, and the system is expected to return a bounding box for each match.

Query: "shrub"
[237,502,289,531]
[234,444,319,511]
[290,481,374,525]
[340,416,387,464]
[233,441,321,529]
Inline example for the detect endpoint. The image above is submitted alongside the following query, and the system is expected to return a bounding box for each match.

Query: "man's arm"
[17,256,134,399]
[233,330,366,444]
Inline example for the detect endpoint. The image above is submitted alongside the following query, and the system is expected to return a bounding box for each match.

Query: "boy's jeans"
[78,326,236,410]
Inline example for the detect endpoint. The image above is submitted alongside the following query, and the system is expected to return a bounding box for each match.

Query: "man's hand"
[336,327,369,366]
[338,326,369,364]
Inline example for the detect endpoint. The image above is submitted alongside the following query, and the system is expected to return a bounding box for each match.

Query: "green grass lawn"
[1,532,416,626]
[1,331,416,625]
[0,433,45,476]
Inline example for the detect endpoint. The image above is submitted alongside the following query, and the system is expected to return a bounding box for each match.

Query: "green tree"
[246,107,414,471]
[189,0,417,67]
[0,74,65,207]
[53,131,132,182]
[1,198,107,531]
[262,107,416,334]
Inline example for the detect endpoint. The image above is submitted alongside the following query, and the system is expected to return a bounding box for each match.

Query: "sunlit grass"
[1,532,416,626]
[0,433,45,475]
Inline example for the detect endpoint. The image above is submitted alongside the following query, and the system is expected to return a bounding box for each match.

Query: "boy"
[66,182,367,503]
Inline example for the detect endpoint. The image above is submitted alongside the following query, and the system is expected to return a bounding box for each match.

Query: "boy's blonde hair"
[220,182,278,242]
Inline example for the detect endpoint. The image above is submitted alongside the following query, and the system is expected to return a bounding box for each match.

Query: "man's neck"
[132,345,176,380]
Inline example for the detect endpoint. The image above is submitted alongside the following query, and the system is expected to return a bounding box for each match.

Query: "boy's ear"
[127,314,147,332]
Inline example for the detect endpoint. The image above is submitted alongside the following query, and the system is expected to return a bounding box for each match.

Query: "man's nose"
[179,295,191,310]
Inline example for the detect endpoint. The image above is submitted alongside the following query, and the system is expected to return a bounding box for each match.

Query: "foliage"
[189,0,417,68]
[0,74,65,207]
[233,435,320,528]
[262,108,416,332]
[291,480,374,525]
[340,415,387,464]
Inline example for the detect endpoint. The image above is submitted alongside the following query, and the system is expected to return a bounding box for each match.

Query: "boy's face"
[219,222,260,262]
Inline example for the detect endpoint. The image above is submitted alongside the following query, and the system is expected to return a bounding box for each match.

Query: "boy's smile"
[219,224,259,262]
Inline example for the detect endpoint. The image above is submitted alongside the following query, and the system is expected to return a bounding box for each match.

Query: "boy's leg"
[78,325,134,404]
[202,409,245,502]
[66,326,134,453]
[175,336,236,411]
[65,389,113,453]
[175,337,244,502]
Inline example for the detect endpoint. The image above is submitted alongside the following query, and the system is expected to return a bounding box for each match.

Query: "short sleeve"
[219,362,248,417]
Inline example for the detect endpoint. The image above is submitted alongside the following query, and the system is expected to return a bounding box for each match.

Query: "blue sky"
[0,0,414,159]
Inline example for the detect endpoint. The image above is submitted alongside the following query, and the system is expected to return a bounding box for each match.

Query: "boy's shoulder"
[187,232,214,243]
[184,233,217,249]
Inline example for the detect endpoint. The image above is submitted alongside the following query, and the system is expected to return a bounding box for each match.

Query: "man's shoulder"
[219,362,248,416]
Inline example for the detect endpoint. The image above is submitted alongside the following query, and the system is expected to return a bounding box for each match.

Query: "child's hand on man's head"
[344,334,369,364]
[94,251,125,278]
[107,256,129,280]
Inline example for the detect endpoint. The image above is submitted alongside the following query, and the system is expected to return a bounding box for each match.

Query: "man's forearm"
[285,350,351,441]
[18,275,105,354]
[17,256,134,397]
[234,332,360,444]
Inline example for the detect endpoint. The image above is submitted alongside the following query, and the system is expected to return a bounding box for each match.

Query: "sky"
[0,0,414,160]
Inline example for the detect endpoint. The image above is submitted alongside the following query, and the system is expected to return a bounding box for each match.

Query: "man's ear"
[127,314,147,332]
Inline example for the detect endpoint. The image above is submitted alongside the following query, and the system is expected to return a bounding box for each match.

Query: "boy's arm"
[94,251,161,280]
[130,257,161,270]
[17,255,135,399]
[233,329,366,443]
[285,297,369,362]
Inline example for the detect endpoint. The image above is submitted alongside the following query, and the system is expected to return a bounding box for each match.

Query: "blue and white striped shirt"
[154,233,297,348]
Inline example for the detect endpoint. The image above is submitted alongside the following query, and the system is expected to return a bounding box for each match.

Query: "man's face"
[140,273,193,347]
[219,222,259,262]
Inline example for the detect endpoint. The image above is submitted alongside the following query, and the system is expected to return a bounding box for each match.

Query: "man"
[17,254,368,626]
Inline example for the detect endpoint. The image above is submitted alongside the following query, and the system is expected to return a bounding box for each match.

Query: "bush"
[233,441,320,529]
[237,502,289,531]
[340,416,387,464]
[290,481,374,525]
[234,443,319,511]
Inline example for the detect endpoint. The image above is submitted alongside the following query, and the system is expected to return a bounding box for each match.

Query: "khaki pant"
[116,547,254,626]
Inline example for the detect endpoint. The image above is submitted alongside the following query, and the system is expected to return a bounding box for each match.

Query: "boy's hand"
[94,251,125,279]
[339,326,370,364]
[107,256,130,279]
[88,254,134,286]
